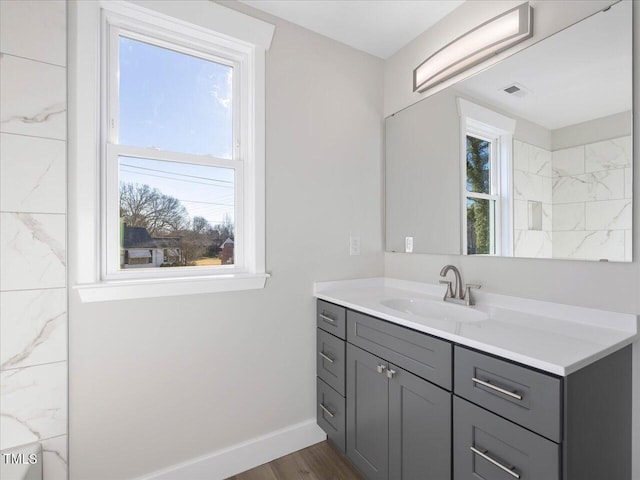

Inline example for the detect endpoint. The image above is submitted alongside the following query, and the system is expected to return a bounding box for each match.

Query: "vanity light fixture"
[413,2,533,93]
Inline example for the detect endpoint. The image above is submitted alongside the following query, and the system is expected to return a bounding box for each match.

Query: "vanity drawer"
[347,310,452,390]
[454,346,561,442]
[317,300,346,339]
[317,377,346,453]
[317,328,346,395]
[454,396,560,480]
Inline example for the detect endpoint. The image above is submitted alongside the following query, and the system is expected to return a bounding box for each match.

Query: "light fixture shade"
[413,2,533,93]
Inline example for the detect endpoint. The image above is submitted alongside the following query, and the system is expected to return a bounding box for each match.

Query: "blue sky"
[118,36,234,227]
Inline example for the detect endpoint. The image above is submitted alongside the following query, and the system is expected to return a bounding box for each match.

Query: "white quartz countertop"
[314,278,638,376]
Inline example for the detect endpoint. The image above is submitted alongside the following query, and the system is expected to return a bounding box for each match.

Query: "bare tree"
[214,213,234,241]
[120,182,189,235]
[192,216,213,234]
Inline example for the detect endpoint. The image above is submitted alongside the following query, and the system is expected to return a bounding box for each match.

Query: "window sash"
[104,144,245,280]
[102,19,247,280]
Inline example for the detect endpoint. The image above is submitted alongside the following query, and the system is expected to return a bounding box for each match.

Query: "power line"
[120,169,234,188]
[120,163,234,184]
[179,199,234,207]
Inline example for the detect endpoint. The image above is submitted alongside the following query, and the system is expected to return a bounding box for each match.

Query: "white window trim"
[457,98,516,256]
[68,0,274,302]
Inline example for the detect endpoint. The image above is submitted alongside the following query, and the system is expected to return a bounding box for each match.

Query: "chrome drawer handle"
[319,351,335,363]
[319,313,336,324]
[319,403,335,418]
[472,377,523,400]
[376,364,387,374]
[386,369,396,379]
[470,446,520,479]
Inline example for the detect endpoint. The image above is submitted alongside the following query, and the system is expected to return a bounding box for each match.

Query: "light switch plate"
[405,236,414,253]
[349,236,361,256]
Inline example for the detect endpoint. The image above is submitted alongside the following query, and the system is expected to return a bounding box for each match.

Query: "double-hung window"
[70,1,273,301]
[458,98,516,256]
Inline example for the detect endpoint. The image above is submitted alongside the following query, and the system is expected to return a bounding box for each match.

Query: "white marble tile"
[552,146,584,177]
[542,202,552,232]
[624,167,632,199]
[514,229,548,258]
[514,171,545,201]
[0,362,66,450]
[529,145,552,177]
[0,0,66,67]
[553,203,585,231]
[553,230,625,261]
[625,230,632,262]
[585,199,632,230]
[0,133,66,214]
[514,200,527,230]
[552,175,588,204]
[0,55,66,140]
[584,169,626,201]
[585,136,632,172]
[0,213,65,291]
[513,140,529,172]
[41,435,67,480]
[1,289,66,371]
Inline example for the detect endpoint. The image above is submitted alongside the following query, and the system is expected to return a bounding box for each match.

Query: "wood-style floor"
[227,441,363,480]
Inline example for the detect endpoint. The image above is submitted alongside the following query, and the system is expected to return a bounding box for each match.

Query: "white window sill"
[73,273,270,303]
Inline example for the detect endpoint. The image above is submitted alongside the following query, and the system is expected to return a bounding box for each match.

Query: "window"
[458,98,515,256]
[69,1,274,301]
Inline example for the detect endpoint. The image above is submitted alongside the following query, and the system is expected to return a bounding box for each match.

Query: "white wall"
[0,1,68,479]
[67,2,384,478]
[384,0,639,476]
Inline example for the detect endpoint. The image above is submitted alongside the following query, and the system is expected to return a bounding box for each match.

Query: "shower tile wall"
[552,136,632,261]
[0,1,68,479]
[513,140,553,258]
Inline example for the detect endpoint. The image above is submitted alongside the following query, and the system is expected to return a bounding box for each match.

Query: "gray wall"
[68,3,384,478]
[384,0,639,475]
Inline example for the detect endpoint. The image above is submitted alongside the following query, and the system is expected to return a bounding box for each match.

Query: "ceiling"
[238,0,464,59]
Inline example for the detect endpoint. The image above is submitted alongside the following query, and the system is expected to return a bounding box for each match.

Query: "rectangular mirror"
[385,1,632,261]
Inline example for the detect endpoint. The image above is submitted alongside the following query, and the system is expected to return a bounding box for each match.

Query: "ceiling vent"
[501,82,530,98]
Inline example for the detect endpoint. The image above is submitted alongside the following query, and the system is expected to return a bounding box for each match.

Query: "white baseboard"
[137,419,326,480]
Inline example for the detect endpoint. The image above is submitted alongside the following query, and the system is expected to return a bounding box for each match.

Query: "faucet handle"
[439,280,454,300]
[464,284,481,306]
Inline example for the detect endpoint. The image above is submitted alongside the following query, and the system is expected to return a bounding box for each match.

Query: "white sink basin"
[380,297,488,323]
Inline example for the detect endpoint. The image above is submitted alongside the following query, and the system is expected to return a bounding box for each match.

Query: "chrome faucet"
[439,265,480,306]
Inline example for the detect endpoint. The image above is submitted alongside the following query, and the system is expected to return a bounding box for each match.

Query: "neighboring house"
[220,238,234,265]
[121,226,184,268]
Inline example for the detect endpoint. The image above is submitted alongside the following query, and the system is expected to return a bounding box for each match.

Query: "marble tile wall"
[552,136,632,261]
[0,1,68,479]
[513,140,553,258]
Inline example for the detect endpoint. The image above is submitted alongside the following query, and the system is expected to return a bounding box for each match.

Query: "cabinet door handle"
[319,351,335,363]
[472,377,523,400]
[319,313,336,324]
[470,446,520,479]
[386,369,396,379]
[319,403,335,418]
[376,364,387,374]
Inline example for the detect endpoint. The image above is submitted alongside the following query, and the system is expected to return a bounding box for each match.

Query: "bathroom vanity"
[314,278,637,480]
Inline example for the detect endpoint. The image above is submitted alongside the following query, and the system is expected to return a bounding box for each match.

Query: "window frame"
[69,0,274,302]
[457,98,515,257]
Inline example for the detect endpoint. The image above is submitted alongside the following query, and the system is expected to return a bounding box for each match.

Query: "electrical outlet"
[405,236,413,253]
[349,236,361,256]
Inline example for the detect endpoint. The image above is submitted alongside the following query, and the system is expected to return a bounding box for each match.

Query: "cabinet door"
[347,344,389,480]
[389,365,451,480]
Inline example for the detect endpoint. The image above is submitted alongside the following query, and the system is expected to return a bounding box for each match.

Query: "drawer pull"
[470,446,521,479]
[472,377,523,400]
[319,403,335,418]
[319,351,335,363]
[319,313,336,324]
[376,364,387,374]
[386,368,396,379]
